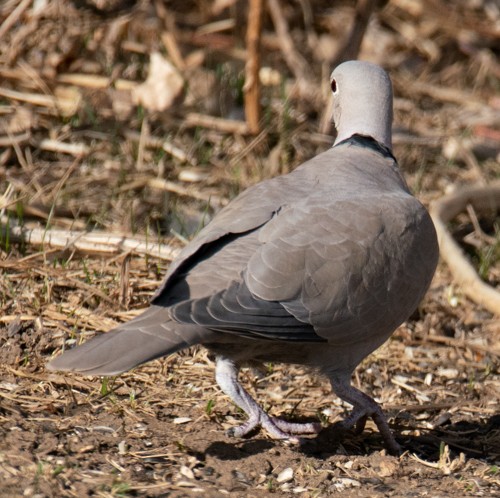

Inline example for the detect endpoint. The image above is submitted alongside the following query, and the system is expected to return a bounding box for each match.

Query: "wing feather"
[157,144,436,348]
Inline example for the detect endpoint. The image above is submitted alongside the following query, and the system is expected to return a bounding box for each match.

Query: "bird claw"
[225,416,259,438]
[225,427,236,438]
[225,414,321,442]
[337,411,401,456]
[282,436,302,446]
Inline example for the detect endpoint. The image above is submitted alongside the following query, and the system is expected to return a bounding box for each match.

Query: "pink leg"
[330,374,401,455]
[215,357,321,440]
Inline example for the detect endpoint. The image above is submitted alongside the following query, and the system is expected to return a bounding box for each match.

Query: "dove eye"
[331,79,338,93]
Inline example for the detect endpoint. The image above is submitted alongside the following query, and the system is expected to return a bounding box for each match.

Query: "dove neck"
[333,99,393,151]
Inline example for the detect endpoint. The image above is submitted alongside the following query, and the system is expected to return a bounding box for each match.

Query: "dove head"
[331,61,393,150]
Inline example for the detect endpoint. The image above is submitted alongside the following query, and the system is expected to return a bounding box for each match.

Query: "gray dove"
[48,61,439,454]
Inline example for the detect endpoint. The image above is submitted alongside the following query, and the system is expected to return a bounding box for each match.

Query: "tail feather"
[47,305,208,376]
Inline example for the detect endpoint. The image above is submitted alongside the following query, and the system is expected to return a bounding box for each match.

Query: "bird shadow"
[204,414,499,462]
[399,414,500,462]
[302,414,500,461]
[205,439,275,461]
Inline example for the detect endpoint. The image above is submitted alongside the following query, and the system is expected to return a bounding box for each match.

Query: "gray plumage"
[48,61,439,454]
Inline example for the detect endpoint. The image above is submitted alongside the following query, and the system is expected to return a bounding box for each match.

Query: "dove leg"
[329,375,401,455]
[215,356,321,439]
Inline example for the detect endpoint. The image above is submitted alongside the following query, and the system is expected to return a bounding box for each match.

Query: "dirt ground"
[0,0,499,497]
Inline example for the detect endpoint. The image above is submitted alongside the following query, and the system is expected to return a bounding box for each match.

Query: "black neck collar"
[335,134,396,162]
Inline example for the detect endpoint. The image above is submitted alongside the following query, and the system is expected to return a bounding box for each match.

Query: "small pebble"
[277,467,294,483]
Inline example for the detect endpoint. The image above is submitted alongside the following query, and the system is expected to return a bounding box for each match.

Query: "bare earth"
[0,0,499,496]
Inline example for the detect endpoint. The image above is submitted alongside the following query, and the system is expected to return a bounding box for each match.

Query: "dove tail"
[47,305,206,376]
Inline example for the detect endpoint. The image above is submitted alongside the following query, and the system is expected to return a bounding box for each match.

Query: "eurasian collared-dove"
[48,61,438,454]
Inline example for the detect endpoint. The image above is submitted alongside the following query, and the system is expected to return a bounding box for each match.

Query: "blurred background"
[1,0,498,235]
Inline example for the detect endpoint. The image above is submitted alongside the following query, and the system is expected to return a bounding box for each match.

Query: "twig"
[444,137,488,185]
[0,183,16,216]
[392,132,443,146]
[411,335,500,357]
[267,0,311,82]
[410,453,441,469]
[5,366,93,391]
[244,0,263,134]
[333,0,377,65]
[0,87,79,117]
[0,131,30,147]
[267,0,322,110]
[57,73,137,91]
[0,314,37,324]
[0,0,31,40]
[178,31,246,61]
[161,31,186,70]
[0,222,181,261]
[118,176,227,208]
[465,203,497,246]
[430,183,500,316]
[120,253,131,307]
[146,178,226,206]
[229,129,268,168]
[44,158,80,232]
[136,117,149,171]
[17,60,54,99]
[196,19,235,37]
[2,201,87,229]
[384,401,458,412]
[124,130,194,165]
[155,0,186,70]
[184,112,249,135]
[39,139,89,157]
[401,79,486,108]
[391,378,430,401]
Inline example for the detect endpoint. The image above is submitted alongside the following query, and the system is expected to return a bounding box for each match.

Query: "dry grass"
[0,0,499,496]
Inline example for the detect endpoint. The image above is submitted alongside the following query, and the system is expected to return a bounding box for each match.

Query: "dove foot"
[226,413,302,443]
[271,417,323,435]
[330,375,402,455]
[216,356,318,442]
[226,415,320,440]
